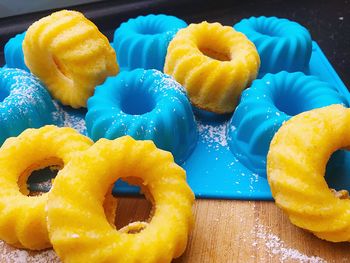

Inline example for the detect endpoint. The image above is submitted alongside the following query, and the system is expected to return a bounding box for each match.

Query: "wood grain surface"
[1,197,350,262]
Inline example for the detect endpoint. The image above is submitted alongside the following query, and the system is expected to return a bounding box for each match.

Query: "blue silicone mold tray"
[3,42,350,200]
[114,41,350,200]
[42,41,349,200]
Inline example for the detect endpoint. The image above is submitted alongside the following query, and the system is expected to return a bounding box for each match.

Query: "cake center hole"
[273,89,307,116]
[121,87,156,115]
[19,158,63,196]
[198,46,231,61]
[256,24,281,37]
[325,150,350,199]
[103,177,153,234]
[136,24,165,35]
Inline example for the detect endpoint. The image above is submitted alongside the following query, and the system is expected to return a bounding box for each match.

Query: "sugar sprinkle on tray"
[197,120,228,150]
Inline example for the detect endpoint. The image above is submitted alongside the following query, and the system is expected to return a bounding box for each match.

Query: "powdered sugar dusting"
[53,101,87,135]
[0,241,60,263]
[252,218,327,263]
[197,121,228,150]
[0,68,54,119]
[29,179,52,195]
[151,69,186,95]
[37,180,52,190]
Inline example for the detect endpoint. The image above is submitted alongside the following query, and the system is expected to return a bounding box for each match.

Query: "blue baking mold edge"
[4,41,350,200]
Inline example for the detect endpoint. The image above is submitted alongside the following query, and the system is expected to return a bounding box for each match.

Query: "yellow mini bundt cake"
[23,10,118,108]
[47,136,194,263]
[164,21,260,114]
[0,126,93,250]
[267,105,350,242]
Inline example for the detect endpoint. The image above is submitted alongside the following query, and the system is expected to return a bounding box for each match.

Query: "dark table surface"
[0,0,349,87]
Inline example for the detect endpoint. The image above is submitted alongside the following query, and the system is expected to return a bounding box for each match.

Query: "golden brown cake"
[0,126,93,250]
[267,105,350,242]
[23,10,118,108]
[164,21,260,114]
[47,136,194,262]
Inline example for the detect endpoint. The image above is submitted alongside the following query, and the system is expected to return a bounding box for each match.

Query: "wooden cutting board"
[1,198,350,262]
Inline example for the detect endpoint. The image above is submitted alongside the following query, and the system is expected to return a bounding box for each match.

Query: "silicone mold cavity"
[0,68,57,145]
[234,16,312,74]
[4,32,29,71]
[113,14,187,71]
[227,71,347,175]
[86,68,197,164]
